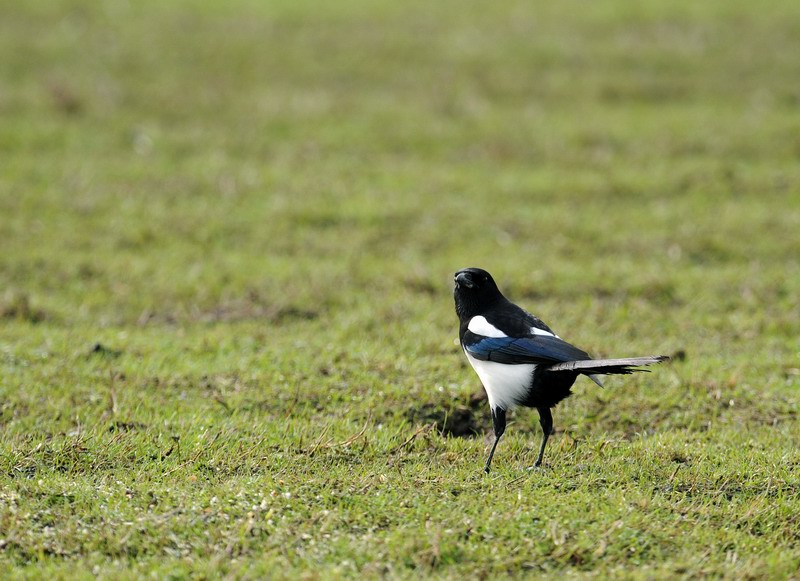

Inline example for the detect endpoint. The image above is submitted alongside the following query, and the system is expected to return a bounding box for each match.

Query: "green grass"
[2,0,800,577]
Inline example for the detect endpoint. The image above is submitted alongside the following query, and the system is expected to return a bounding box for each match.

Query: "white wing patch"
[468,316,507,338]
[469,315,560,339]
[465,351,534,411]
[530,326,557,337]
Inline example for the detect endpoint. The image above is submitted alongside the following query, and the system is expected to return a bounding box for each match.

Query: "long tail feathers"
[546,355,670,376]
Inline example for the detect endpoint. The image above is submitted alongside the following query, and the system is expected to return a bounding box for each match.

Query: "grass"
[1,0,799,577]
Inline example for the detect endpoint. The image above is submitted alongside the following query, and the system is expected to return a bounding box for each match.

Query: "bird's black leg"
[534,407,554,467]
[484,408,506,474]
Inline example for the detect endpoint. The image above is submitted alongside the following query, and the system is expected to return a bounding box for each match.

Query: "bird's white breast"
[465,351,535,411]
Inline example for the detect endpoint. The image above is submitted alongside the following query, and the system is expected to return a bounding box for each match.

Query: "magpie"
[454,267,668,473]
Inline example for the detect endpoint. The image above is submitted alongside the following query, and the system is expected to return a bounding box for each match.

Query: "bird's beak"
[455,272,475,288]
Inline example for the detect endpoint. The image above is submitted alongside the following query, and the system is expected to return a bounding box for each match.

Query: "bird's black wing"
[463,331,590,365]
[482,301,556,337]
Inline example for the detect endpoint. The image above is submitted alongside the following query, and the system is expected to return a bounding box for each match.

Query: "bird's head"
[453,267,502,319]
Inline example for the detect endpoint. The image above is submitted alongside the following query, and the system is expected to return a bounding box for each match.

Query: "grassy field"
[2,0,800,578]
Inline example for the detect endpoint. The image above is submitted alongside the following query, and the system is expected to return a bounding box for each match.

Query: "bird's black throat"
[453,268,504,322]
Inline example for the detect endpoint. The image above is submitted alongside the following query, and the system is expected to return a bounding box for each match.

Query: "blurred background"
[2,0,798,336]
[2,0,800,575]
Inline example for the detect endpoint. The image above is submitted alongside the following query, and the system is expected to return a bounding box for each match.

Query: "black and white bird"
[454,267,668,473]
